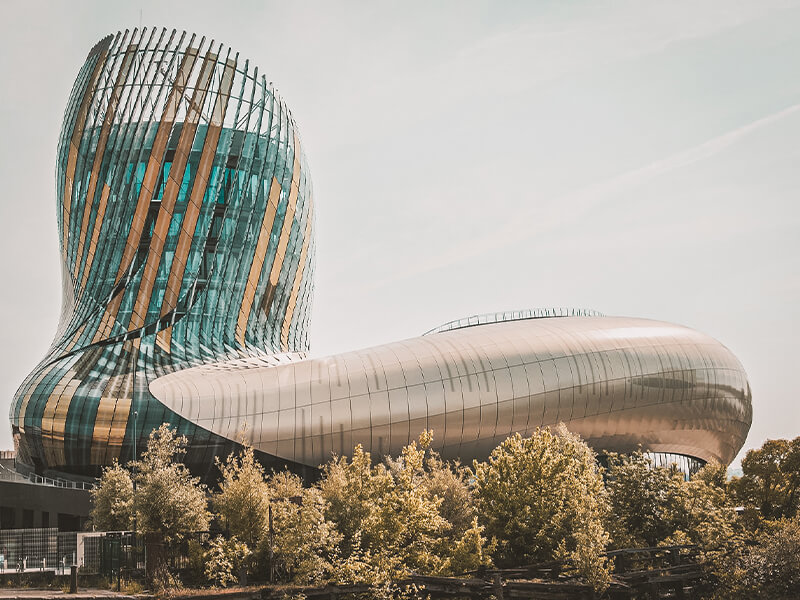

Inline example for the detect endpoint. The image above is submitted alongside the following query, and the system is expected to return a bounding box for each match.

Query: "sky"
[0,0,798,466]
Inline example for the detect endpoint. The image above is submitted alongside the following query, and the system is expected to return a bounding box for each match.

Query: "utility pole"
[132,411,138,563]
[268,504,274,583]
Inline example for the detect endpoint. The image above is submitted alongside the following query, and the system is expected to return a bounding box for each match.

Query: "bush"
[473,425,611,592]
[712,517,800,599]
[203,536,251,587]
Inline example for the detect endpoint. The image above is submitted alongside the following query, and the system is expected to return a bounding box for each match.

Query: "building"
[1,452,91,530]
[8,29,752,486]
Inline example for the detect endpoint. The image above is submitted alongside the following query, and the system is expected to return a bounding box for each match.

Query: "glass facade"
[9,29,315,480]
[9,29,752,483]
[646,452,705,479]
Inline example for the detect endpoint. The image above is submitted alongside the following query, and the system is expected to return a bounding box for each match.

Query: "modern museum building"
[8,29,752,488]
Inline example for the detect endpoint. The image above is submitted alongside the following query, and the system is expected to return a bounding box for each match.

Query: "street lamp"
[132,411,138,534]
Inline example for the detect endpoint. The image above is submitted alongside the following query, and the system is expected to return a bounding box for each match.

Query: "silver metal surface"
[151,316,752,466]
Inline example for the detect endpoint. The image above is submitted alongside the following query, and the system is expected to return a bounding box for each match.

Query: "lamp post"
[132,411,138,534]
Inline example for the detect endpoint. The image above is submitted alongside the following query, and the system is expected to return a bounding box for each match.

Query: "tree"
[319,432,492,582]
[90,461,134,531]
[604,450,689,548]
[683,461,738,552]
[731,437,800,520]
[203,536,251,587]
[419,453,475,540]
[366,432,451,576]
[318,443,392,558]
[473,425,611,591]
[712,517,800,600]
[214,443,271,548]
[132,423,210,544]
[258,470,341,584]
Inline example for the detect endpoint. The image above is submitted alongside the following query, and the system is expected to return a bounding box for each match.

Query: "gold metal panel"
[41,369,77,466]
[280,201,313,350]
[93,47,200,342]
[127,51,218,332]
[156,325,173,352]
[50,378,80,466]
[260,133,302,321]
[17,363,57,431]
[106,396,133,462]
[73,45,137,284]
[79,184,111,290]
[235,177,281,346]
[156,58,236,351]
[91,342,137,465]
[62,49,110,261]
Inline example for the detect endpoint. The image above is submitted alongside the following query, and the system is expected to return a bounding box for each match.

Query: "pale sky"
[1,0,798,466]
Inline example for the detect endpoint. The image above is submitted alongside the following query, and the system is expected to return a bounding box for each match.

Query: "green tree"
[604,450,689,548]
[132,423,210,544]
[319,432,492,582]
[712,517,800,600]
[367,432,451,576]
[683,461,737,552]
[203,535,251,587]
[258,470,341,584]
[419,452,475,540]
[731,437,800,520]
[214,443,270,548]
[90,461,134,531]
[318,443,392,557]
[473,425,611,591]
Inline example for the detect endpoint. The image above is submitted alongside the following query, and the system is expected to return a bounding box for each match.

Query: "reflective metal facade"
[151,316,751,467]
[10,29,752,481]
[10,29,315,479]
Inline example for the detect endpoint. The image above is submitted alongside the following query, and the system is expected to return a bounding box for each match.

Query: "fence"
[0,528,144,576]
[0,528,76,574]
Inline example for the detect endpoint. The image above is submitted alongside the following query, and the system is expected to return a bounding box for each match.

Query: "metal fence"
[0,528,75,573]
[0,528,145,575]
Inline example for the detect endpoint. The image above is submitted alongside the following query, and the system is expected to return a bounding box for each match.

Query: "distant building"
[0,452,90,531]
[9,29,752,488]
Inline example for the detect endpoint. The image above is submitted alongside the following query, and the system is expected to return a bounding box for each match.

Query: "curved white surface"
[150,316,751,466]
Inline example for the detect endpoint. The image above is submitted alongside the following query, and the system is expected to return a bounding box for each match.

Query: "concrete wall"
[0,480,91,531]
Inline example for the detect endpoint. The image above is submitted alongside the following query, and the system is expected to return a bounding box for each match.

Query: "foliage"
[319,443,392,557]
[203,536,251,587]
[605,451,738,558]
[419,453,475,539]
[260,471,341,585]
[319,431,492,583]
[151,563,182,594]
[605,450,689,548]
[90,461,133,531]
[214,444,271,547]
[472,425,611,591]
[731,437,800,521]
[683,461,738,553]
[711,517,800,600]
[131,423,210,544]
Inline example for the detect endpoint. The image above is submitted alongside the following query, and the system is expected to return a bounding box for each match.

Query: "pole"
[132,411,138,535]
[268,504,274,583]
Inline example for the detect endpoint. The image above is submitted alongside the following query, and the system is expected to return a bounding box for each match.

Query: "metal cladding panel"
[10,29,314,480]
[150,316,752,467]
[10,29,751,482]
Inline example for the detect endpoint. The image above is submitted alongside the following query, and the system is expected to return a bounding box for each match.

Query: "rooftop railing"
[0,463,95,491]
[424,307,605,336]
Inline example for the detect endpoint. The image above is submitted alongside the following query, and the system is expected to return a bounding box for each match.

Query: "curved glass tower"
[10,29,315,479]
[10,28,752,482]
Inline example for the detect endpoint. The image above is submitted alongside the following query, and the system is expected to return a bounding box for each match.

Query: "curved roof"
[424,307,605,335]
